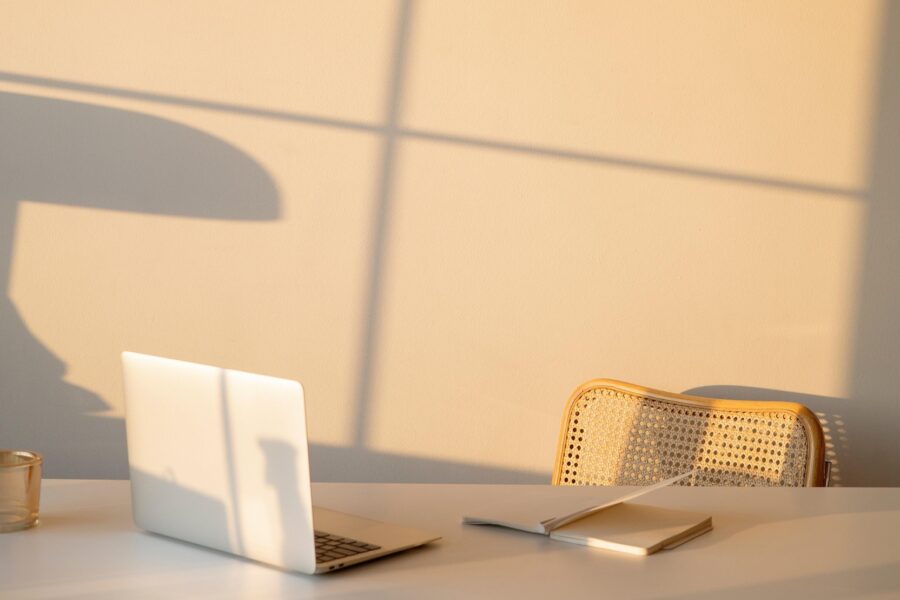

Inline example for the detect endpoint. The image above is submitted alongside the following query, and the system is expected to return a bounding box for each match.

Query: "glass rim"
[0,450,43,468]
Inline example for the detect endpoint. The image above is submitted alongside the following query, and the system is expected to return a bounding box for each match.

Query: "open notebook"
[463,471,712,555]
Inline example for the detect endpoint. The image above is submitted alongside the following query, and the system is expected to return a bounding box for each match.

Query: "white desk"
[1,481,898,599]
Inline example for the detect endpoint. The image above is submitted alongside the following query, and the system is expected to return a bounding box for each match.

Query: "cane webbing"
[555,382,822,487]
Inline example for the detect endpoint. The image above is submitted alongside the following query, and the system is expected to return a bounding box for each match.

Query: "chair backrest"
[553,379,826,487]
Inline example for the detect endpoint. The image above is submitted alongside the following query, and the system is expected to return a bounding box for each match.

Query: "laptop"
[121,351,439,574]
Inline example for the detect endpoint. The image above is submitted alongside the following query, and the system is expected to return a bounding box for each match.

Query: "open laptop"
[121,351,439,574]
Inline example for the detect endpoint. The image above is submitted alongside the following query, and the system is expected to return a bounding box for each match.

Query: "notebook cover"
[548,503,712,555]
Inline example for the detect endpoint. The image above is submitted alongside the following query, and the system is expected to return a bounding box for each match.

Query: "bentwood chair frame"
[553,379,827,487]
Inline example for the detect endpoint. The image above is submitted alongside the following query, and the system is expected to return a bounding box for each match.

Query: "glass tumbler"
[0,450,42,532]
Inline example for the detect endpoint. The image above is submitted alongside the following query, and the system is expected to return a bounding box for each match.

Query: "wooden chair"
[553,379,827,487]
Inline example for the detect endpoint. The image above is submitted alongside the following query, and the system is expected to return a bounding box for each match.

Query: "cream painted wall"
[1,1,897,485]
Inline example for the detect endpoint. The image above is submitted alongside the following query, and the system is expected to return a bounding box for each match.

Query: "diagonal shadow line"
[352,0,415,447]
[0,70,382,135]
[0,70,863,198]
[401,128,865,198]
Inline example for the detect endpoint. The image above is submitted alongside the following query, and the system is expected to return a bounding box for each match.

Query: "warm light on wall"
[0,0,895,485]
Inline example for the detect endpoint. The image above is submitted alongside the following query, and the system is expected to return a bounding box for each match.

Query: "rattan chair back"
[553,380,826,487]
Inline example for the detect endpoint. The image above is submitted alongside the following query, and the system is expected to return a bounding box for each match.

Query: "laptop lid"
[122,352,317,573]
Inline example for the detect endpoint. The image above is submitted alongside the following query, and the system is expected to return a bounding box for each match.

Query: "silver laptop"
[121,351,439,574]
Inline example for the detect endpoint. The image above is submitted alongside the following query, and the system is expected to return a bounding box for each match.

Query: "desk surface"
[1,481,899,599]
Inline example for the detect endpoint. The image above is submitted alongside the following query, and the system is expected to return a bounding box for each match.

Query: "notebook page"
[462,470,694,534]
[540,471,693,533]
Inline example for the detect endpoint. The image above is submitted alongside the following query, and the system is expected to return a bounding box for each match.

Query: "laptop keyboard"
[314,530,381,563]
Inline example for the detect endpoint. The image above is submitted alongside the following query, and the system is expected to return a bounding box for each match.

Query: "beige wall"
[1,0,897,485]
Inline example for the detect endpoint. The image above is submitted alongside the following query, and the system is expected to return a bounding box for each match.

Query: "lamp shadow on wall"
[0,86,549,483]
[0,91,280,478]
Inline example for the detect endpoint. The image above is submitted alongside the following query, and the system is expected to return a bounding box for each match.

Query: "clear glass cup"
[0,450,42,532]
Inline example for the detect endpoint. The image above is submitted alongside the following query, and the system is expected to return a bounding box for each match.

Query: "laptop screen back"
[122,352,316,573]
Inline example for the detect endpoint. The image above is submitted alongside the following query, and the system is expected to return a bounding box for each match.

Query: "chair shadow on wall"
[683,386,849,486]
[0,91,280,478]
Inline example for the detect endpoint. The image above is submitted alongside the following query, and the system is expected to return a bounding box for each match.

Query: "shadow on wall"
[3,0,898,487]
[683,386,850,487]
[685,4,900,488]
[847,0,900,487]
[0,91,280,478]
[308,444,548,484]
[0,87,550,485]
